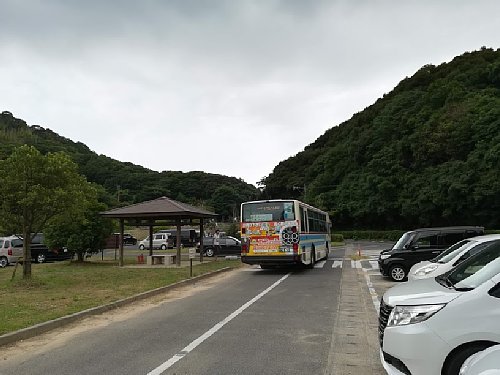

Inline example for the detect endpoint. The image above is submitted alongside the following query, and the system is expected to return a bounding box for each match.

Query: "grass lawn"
[0,258,242,335]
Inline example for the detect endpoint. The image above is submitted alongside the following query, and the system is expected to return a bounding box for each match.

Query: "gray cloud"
[1,0,500,185]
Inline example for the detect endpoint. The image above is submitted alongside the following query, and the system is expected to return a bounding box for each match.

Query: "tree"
[0,145,92,278]
[44,186,114,262]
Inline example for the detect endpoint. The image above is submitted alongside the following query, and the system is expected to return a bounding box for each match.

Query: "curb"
[0,267,233,347]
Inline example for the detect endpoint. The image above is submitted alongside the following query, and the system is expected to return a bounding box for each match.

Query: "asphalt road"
[0,242,396,375]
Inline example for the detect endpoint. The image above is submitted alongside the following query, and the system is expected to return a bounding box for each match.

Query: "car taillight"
[8,249,12,256]
[293,243,298,254]
[242,243,248,253]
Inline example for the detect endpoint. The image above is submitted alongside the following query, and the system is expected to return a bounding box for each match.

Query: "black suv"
[196,236,241,257]
[18,233,73,263]
[378,226,484,281]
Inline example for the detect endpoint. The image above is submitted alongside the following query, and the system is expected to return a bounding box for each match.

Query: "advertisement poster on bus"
[241,220,299,255]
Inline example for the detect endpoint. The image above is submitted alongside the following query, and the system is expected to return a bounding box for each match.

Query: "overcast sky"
[1,1,499,186]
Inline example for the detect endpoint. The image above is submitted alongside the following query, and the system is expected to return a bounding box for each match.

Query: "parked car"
[29,233,73,263]
[1,234,72,264]
[379,239,500,375]
[121,233,137,245]
[460,344,500,375]
[196,236,241,257]
[157,229,200,247]
[105,233,138,247]
[0,236,24,267]
[378,226,484,281]
[138,233,173,250]
[409,234,500,281]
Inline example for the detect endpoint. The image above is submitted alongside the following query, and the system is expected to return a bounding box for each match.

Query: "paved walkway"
[326,244,385,375]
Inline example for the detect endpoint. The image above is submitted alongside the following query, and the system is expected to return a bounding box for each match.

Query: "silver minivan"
[0,236,24,267]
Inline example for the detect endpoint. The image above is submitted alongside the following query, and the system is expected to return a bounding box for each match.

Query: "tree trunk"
[22,229,32,279]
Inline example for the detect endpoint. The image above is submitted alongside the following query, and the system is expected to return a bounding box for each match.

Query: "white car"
[380,240,500,375]
[0,236,24,267]
[460,345,500,375]
[409,234,500,281]
[138,233,172,250]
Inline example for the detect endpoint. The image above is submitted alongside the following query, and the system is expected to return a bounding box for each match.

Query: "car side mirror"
[488,282,500,298]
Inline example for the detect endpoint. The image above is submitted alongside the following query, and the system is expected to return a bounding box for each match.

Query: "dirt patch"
[1,270,238,361]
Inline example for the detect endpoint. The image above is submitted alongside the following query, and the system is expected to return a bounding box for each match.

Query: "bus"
[240,199,331,268]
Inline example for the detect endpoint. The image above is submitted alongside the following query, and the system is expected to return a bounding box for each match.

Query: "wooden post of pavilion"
[176,220,181,266]
[148,225,154,257]
[119,218,124,267]
[199,219,204,263]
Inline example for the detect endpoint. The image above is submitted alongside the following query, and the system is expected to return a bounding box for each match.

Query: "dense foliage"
[0,112,259,219]
[261,48,500,229]
[0,145,97,278]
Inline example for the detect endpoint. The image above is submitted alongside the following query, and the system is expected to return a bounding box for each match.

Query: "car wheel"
[139,244,145,250]
[389,264,407,282]
[160,244,167,250]
[443,344,491,375]
[205,248,214,257]
[0,256,8,268]
[36,253,46,263]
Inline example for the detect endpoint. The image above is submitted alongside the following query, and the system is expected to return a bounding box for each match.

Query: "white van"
[380,240,500,375]
[0,236,24,267]
[409,235,500,281]
[138,233,172,250]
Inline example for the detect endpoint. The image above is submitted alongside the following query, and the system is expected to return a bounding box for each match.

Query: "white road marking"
[314,260,326,268]
[363,272,381,314]
[332,260,343,268]
[351,260,362,269]
[147,273,291,375]
[369,260,379,270]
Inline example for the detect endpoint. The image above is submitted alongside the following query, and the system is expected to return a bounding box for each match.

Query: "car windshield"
[434,240,474,263]
[392,231,415,250]
[443,241,500,290]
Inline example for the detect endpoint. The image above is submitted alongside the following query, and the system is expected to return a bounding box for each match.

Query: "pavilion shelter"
[100,196,218,266]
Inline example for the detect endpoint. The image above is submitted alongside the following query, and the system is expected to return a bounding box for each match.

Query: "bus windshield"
[242,201,295,222]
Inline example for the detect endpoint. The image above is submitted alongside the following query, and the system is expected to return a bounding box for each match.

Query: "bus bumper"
[241,255,302,266]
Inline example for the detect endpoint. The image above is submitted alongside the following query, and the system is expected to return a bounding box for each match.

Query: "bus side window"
[300,207,307,232]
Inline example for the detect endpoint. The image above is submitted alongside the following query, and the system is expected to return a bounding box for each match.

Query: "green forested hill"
[0,112,259,218]
[262,48,500,229]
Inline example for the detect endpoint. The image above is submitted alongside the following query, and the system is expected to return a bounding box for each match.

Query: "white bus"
[240,199,331,268]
